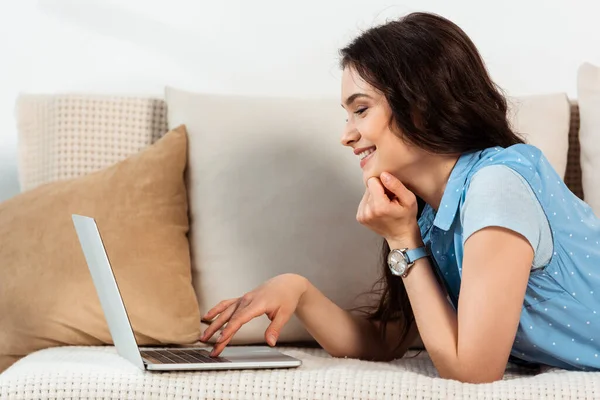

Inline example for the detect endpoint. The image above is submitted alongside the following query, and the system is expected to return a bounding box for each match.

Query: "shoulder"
[461,164,534,226]
[471,141,552,181]
[463,164,539,219]
[460,164,539,243]
[469,164,528,189]
[472,144,542,170]
[460,164,553,267]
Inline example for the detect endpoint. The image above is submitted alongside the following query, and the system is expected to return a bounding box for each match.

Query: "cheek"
[356,117,381,142]
[374,145,394,166]
[374,142,411,173]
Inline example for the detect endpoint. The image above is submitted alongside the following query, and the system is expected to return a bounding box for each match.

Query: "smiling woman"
[201,11,600,383]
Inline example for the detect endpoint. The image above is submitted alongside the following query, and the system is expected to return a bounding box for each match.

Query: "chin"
[362,169,380,186]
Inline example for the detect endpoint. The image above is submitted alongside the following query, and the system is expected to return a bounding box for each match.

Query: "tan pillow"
[165,87,382,344]
[507,93,571,179]
[578,63,600,215]
[16,94,168,191]
[0,126,201,372]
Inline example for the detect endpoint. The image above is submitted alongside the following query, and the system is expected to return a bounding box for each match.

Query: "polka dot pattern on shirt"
[419,144,600,371]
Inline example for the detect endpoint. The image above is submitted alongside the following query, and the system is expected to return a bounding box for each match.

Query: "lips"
[357,147,376,168]
[358,148,375,160]
[354,146,376,156]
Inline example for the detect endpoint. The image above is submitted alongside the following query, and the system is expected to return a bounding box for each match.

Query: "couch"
[1,65,600,399]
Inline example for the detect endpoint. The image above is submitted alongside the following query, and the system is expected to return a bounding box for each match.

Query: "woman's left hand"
[356,172,422,247]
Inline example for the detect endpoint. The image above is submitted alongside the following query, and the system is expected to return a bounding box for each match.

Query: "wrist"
[386,236,424,250]
[281,273,309,291]
[296,277,314,311]
[386,222,423,250]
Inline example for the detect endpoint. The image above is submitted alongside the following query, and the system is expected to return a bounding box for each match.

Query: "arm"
[361,171,537,383]
[201,273,417,361]
[296,278,418,361]
[390,228,532,383]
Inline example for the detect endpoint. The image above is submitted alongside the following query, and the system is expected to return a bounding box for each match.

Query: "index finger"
[202,298,238,322]
[213,303,266,347]
[380,172,415,207]
[210,307,263,357]
[367,177,389,207]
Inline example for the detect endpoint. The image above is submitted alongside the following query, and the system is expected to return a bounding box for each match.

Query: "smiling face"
[340,67,424,186]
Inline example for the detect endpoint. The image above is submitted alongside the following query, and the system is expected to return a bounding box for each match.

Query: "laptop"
[71,214,302,371]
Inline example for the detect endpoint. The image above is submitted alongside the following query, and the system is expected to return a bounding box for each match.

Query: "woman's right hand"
[200,273,309,357]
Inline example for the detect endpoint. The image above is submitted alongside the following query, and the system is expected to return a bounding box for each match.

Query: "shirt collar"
[431,150,483,231]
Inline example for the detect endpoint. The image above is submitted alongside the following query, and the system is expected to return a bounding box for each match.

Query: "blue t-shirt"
[418,144,600,371]
[461,165,552,269]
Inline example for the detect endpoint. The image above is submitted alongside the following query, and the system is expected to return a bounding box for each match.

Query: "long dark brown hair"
[340,12,525,348]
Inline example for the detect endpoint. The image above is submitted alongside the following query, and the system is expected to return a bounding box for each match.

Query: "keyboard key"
[141,349,229,364]
[141,350,176,364]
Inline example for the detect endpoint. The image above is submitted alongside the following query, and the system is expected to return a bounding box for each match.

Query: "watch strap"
[405,246,428,264]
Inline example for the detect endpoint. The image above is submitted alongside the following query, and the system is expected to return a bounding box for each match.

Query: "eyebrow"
[342,93,373,108]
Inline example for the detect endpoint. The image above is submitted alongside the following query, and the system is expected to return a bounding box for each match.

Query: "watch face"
[388,250,408,276]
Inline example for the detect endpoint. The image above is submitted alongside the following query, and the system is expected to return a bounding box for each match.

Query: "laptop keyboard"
[141,348,229,364]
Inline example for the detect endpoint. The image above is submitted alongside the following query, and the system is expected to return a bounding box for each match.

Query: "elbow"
[439,362,505,384]
[442,372,504,384]
[326,347,363,360]
[327,349,351,359]
[327,346,402,362]
[326,349,379,362]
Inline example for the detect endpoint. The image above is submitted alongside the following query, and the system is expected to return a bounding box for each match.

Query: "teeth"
[358,148,375,160]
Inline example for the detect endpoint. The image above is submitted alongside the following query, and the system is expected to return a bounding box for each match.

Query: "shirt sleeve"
[460,165,553,269]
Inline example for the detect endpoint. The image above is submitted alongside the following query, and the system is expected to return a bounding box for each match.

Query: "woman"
[200,12,600,383]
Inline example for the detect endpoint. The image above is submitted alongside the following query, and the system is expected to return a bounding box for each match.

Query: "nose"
[340,121,360,147]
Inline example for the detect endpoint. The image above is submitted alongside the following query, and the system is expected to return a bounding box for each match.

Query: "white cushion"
[165,88,572,345]
[165,88,381,343]
[507,93,571,179]
[1,346,596,400]
[577,63,600,215]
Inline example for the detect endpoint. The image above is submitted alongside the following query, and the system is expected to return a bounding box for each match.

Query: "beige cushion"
[578,63,600,214]
[0,126,201,373]
[165,87,382,343]
[16,94,168,192]
[507,93,571,178]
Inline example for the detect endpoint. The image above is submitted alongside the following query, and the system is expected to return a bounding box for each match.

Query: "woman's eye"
[354,108,367,115]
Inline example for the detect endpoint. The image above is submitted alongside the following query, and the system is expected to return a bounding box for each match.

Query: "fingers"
[210,308,263,357]
[210,332,235,357]
[217,303,264,345]
[202,298,238,322]
[380,172,416,207]
[360,186,370,205]
[356,187,370,223]
[200,301,239,342]
[265,309,293,346]
[358,178,390,224]
[211,310,293,357]
[367,177,389,208]
[210,295,264,357]
[209,299,266,356]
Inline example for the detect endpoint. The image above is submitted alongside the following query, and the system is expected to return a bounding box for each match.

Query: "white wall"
[1,0,599,201]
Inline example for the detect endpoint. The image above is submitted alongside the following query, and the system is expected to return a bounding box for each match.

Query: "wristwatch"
[387,247,428,278]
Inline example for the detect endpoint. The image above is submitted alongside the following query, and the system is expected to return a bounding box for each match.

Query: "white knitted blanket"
[1,346,599,400]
